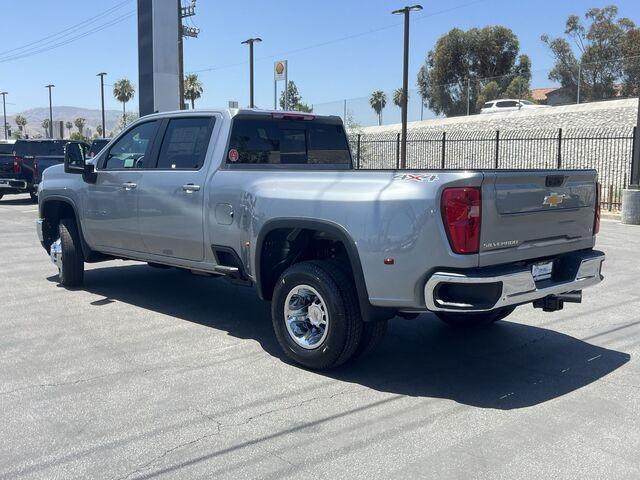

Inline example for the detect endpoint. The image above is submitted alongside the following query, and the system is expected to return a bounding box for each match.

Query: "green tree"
[417,26,530,116]
[504,76,531,100]
[392,88,409,108]
[278,81,312,111]
[369,90,387,125]
[65,121,73,138]
[475,81,501,110]
[113,78,135,125]
[74,117,86,135]
[622,29,640,97]
[184,73,204,109]
[542,6,638,102]
[41,118,50,133]
[15,115,27,132]
[70,131,89,143]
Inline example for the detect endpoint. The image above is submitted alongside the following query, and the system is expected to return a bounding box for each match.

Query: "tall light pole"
[45,84,55,139]
[97,73,107,137]
[392,4,422,169]
[0,92,7,140]
[241,37,262,108]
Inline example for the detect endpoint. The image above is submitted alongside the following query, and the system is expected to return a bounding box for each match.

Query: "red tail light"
[593,182,601,235]
[13,156,23,174]
[441,187,482,254]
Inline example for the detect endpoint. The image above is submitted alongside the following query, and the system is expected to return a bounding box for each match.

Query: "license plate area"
[532,260,554,282]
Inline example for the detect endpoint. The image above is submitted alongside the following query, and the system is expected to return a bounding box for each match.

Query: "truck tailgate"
[479,170,597,266]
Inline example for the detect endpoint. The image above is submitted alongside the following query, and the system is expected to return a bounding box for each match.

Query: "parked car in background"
[88,138,110,158]
[0,139,88,202]
[36,109,604,370]
[480,99,550,114]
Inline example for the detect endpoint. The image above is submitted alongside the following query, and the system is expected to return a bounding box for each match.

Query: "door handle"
[122,182,137,190]
[182,184,201,193]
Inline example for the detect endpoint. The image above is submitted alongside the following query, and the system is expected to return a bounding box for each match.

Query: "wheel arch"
[255,218,393,322]
[40,196,94,260]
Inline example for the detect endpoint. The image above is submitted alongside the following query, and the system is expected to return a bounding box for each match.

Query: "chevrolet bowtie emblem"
[543,193,566,207]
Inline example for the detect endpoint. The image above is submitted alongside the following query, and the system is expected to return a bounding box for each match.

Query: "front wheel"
[272,261,363,370]
[435,306,516,328]
[54,218,85,288]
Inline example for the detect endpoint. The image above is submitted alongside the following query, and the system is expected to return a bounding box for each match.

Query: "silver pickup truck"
[36,109,605,369]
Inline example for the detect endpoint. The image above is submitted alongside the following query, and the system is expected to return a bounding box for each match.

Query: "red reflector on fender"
[441,187,481,254]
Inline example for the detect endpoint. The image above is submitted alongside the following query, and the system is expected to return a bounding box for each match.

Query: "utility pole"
[392,4,422,169]
[45,84,55,139]
[242,38,262,108]
[97,73,107,137]
[0,92,7,140]
[576,61,582,104]
[466,77,471,116]
[179,0,200,110]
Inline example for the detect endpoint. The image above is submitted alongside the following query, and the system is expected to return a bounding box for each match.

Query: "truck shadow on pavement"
[57,263,630,411]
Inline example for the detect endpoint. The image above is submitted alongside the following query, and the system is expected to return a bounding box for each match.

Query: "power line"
[0,11,135,64]
[188,0,490,74]
[0,0,132,57]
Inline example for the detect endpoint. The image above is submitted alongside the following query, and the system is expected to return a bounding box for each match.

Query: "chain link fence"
[348,127,635,211]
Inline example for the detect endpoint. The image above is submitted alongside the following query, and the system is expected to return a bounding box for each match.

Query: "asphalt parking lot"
[1,193,639,480]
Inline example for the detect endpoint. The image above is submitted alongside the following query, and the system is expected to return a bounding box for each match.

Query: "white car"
[480,99,549,114]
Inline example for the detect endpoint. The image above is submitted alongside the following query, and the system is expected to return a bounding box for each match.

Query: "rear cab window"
[155,117,215,170]
[227,114,352,168]
[0,144,13,155]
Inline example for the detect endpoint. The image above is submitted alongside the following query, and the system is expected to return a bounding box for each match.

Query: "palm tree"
[113,78,135,126]
[369,91,387,126]
[393,88,409,108]
[41,118,50,136]
[74,117,86,136]
[184,73,203,109]
[15,115,27,132]
[65,121,73,138]
[96,124,103,137]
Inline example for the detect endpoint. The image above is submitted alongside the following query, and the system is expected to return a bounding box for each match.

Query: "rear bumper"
[424,250,605,313]
[0,178,28,190]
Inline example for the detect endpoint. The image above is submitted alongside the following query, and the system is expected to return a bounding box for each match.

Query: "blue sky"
[0,0,638,116]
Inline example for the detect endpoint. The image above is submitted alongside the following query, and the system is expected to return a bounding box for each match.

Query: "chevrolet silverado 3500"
[36,109,604,369]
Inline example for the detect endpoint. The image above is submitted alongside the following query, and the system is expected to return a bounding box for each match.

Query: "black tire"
[353,319,388,359]
[58,218,84,287]
[271,261,363,370]
[435,306,516,328]
[29,191,38,203]
[0,193,3,201]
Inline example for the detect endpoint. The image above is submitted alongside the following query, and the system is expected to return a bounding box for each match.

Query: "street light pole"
[241,37,262,108]
[97,73,107,138]
[45,84,55,139]
[392,4,422,169]
[0,92,7,140]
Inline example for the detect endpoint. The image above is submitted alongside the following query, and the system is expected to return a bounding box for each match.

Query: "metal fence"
[349,127,635,211]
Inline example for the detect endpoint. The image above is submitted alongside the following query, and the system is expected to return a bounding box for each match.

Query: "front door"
[138,116,216,262]
[83,120,160,253]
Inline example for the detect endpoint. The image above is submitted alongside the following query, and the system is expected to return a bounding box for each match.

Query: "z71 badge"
[393,173,439,183]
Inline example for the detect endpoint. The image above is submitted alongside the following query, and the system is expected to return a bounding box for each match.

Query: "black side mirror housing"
[64,142,86,174]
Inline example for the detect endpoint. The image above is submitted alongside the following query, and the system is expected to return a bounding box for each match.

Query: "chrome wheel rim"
[50,238,63,279]
[284,285,329,350]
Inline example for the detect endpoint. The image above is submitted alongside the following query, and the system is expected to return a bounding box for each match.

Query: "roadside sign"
[274,60,287,81]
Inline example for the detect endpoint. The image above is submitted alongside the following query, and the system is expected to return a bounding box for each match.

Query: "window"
[227,117,351,166]
[156,117,214,170]
[103,121,158,170]
[496,100,518,108]
[520,100,534,105]
[483,102,494,108]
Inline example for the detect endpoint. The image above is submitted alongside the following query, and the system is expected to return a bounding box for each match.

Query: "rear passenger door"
[137,116,217,262]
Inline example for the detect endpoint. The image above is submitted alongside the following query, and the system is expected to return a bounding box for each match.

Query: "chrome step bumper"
[425,251,605,313]
[0,178,28,190]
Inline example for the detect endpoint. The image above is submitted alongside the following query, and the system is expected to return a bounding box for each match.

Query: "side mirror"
[64,142,86,174]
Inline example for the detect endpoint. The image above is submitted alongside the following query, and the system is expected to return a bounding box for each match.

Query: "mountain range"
[5,106,132,138]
